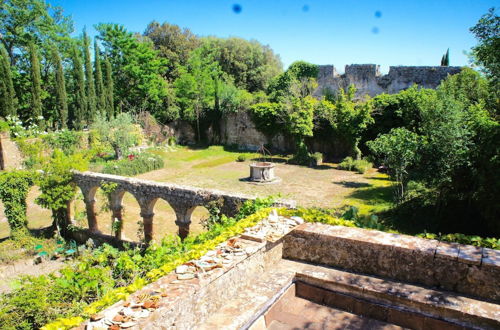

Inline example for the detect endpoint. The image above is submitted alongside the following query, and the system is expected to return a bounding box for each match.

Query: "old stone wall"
[0,132,23,170]
[284,223,500,302]
[315,64,462,98]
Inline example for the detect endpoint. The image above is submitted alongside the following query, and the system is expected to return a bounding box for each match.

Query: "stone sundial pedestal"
[249,162,279,183]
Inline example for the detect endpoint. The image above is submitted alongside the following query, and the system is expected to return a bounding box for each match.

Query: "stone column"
[81,187,99,232]
[110,206,123,239]
[140,211,154,243]
[173,205,193,240]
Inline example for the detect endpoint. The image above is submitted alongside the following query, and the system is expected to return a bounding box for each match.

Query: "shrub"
[236,154,247,162]
[42,130,83,155]
[338,157,372,174]
[101,152,164,176]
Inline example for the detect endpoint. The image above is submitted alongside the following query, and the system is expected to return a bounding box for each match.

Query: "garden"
[0,1,498,329]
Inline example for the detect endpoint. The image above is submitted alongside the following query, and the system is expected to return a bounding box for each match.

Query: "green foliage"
[101,152,164,176]
[337,157,372,174]
[194,37,282,92]
[36,150,90,235]
[0,44,17,117]
[143,21,200,80]
[367,128,422,202]
[96,23,170,115]
[249,102,284,136]
[42,130,83,155]
[28,42,44,127]
[94,40,106,116]
[91,113,141,159]
[52,47,68,129]
[0,200,275,329]
[440,48,450,66]
[104,56,115,119]
[83,31,97,124]
[0,170,34,233]
[417,232,500,250]
[70,43,86,130]
[236,154,247,162]
[470,8,500,92]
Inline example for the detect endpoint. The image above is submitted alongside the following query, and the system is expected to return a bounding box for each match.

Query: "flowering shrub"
[101,152,164,176]
[4,115,46,138]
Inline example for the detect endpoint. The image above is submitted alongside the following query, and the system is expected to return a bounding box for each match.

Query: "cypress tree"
[0,44,17,117]
[444,48,450,66]
[28,42,43,126]
[71,45,86,130]
[52,47,68,129]
[94,40,106,117]
[83,31,96,124]
[104,56,115,119]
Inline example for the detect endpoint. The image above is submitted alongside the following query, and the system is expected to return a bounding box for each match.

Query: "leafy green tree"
[0,44,17,117]
[83,31,96,124]
[367,128,422,202]
[0,170,34,234]
[470,8,499,91]
[28,42,43,126]
[323,86,374,159]
[36,150,89,236]
[94,40,106,115]
[104,55,115,119]
[196,37,283,92]
[268,61,318,102]
[143,21,200,80]
[0,0,73,66]
[52,47,68,128]
[96,23,170,117]
[70,44,86,129]
[91,113,139,159]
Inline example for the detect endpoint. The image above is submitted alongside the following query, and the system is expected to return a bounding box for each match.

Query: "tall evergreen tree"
[94,40,106,116]
[104,56,115,118]
[0,44,17,117]
[28,42,43,125]
[70,45,86,129]
[83,31,96,123]
[52,47,68,128]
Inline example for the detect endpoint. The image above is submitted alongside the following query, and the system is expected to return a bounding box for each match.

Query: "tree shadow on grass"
[347,184,393,205]
[334,181,372,188]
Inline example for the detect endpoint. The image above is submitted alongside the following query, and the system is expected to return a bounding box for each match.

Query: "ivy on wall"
[0,170,35,233]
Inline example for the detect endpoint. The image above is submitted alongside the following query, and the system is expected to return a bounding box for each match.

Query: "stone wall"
[284,223,500,302]
[315,64,462,98]
[0,132,23,170]
[71,171,295,242]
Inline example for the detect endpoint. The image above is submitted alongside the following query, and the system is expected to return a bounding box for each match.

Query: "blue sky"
[49,0,497,73]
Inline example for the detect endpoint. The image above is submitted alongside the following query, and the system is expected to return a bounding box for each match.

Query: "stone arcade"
[72,171,294,242]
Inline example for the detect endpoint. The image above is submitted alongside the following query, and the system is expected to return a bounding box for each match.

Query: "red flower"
[128,154,135,160]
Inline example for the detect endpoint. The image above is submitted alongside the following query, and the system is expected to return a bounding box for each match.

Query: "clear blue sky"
[49,0,497,73]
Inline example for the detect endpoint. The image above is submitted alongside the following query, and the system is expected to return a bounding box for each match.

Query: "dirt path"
[0,257,67,294]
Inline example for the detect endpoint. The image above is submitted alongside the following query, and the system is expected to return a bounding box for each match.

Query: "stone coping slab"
[284,223,500,302]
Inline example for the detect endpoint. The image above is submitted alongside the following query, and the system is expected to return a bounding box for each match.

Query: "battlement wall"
[316,64,461,98]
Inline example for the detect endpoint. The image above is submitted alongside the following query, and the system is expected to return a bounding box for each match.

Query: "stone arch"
[26,185,52,231]
[150,197,178,242]
[116,191,143,242]
[188,205,210,237]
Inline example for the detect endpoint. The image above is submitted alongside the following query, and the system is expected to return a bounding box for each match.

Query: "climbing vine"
[0,170,35,233]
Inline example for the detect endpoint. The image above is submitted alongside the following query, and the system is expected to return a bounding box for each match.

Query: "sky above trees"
[48,0,497,72]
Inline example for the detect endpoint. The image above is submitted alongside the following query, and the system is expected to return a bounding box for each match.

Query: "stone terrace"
[82,215,500,330]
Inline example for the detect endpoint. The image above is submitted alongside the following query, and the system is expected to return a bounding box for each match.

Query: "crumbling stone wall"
[315,64,462,98]
[0,132,23,170]
[72,171,295,242]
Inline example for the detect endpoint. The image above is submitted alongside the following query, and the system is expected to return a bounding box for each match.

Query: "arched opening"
[26,186,52,231]
[189,206,210,237]
[119,192,143,242]
[0,200,7,239]
[151,198,177,242]
[69,189,88,229]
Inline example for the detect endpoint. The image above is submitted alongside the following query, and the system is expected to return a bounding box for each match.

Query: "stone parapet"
[284,223,500,302]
